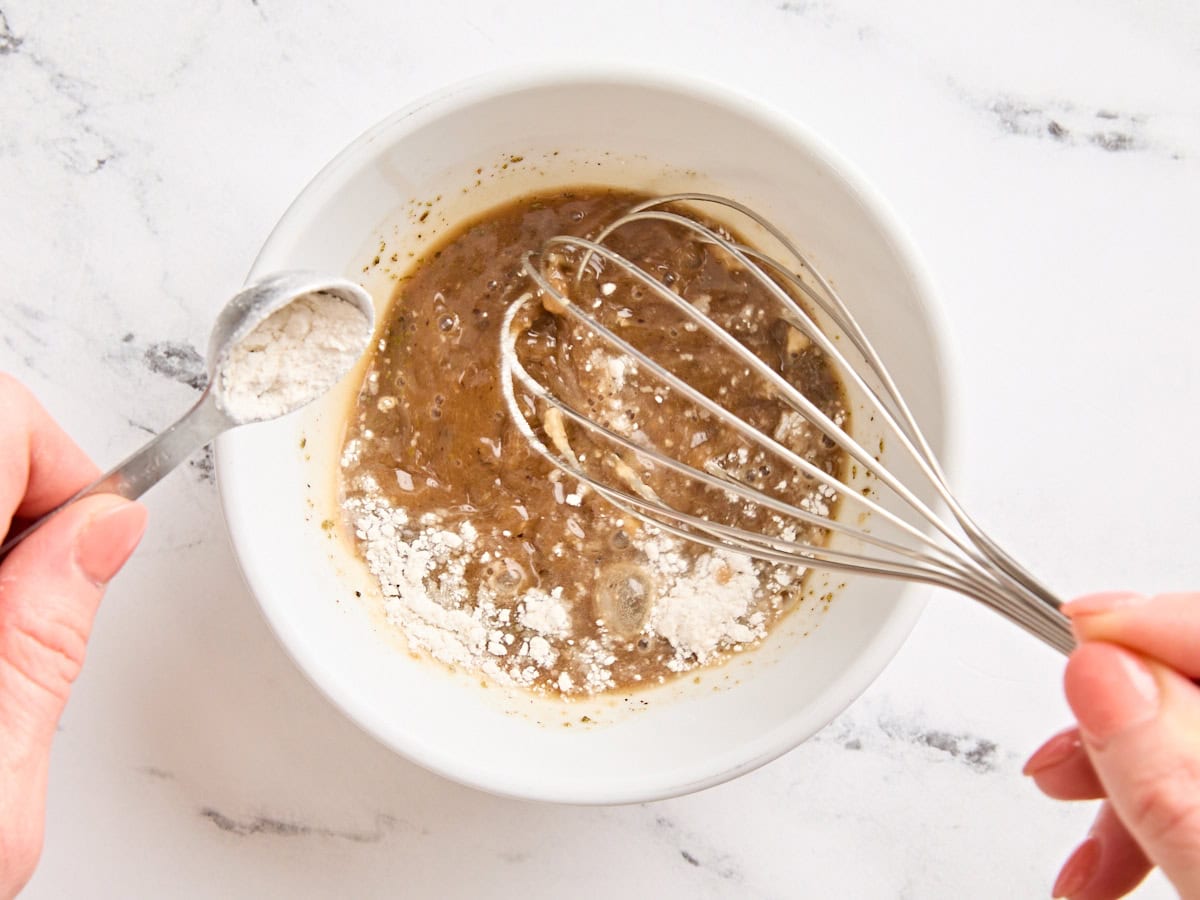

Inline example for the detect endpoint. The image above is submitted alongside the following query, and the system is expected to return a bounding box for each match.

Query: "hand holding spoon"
[0,270,374,560]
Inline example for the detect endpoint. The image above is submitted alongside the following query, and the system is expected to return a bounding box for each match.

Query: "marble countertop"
[2,0,1197,896]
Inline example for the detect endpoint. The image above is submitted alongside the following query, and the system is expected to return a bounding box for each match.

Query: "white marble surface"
[1,0,1197,896]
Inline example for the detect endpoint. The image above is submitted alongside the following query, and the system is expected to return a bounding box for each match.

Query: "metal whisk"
[499,193,1073,654]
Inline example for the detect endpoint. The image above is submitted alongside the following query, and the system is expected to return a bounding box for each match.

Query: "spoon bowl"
[208,270,375,424]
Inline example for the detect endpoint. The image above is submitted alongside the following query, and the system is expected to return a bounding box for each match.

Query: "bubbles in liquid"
[485,558,526,595]
[570,210,584,222]
[594,562,653,638]
[438,313,458,332]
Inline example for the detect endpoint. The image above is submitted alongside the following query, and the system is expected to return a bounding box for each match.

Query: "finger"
[1024,726,1106,801]
[1061,802,1153,900]
[0,493,146,760]
[0,492,143,898]
[1064,642,1200,897]
[0,373,99,531]
[1063,592,1200,679]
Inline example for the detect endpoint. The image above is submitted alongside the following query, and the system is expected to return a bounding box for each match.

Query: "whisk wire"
[500,309,1008,609]
[517,262,977,578]
[501,195,1074,653]
[586,203,1066,620]
[503,292,977,581]
[552,224,994,575]
[624,195,1063,612]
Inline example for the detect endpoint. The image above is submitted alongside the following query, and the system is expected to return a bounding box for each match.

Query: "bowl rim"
[216,62,961,804]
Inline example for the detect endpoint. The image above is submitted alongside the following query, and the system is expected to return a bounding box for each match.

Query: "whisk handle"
[984,579,1074,655]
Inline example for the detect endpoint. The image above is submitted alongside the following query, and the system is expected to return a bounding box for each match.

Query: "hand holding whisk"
[499,193,1073,654]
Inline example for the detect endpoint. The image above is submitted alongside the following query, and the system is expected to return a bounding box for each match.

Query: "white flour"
[345,486,779,695]
[645,540,766,670]
[219,292,370,421]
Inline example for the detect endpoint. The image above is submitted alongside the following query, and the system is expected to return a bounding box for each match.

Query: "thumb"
[0,494,147,756]
[1064,642,1200,896]
[0,493,145,896]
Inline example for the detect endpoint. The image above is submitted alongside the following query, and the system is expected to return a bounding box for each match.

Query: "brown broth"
[340,189,849,695]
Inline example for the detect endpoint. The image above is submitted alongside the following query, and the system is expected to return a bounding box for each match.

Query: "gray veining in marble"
[2,0,1196,897]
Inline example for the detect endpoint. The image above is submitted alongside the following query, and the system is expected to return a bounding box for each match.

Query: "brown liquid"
[341,189,848,695]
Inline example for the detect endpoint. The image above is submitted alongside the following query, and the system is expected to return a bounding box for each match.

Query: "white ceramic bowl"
[216,67,955,804]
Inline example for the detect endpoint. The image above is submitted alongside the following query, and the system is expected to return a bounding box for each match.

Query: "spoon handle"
[0,390,231,561]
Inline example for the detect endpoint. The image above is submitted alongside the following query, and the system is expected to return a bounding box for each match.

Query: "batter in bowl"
[340,189,848,696]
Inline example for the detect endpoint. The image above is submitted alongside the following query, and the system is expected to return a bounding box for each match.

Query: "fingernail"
[74,501,148,585]
[1022,728,1082,776]
[1061,592,1146,618]
[1072,645,1160,745]
[1052,837,1100,898]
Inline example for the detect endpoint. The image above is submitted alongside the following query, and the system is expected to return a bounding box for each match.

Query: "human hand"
[1024,592,1200,898]
[0,376,147,897]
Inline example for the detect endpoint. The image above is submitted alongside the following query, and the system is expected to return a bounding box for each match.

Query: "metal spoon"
[0,270,374,560]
